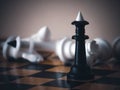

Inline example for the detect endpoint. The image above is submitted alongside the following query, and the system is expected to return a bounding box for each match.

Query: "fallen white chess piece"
[2,26,75,64]
[1,26,112,66]
[2,36,44,63]
[86,38,112,65]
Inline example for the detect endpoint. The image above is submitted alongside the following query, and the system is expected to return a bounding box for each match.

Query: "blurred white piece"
[1,26,112,65]
[88,38,112,65]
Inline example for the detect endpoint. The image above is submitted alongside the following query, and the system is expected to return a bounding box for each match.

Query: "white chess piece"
[2,26,112,65]
[2,26,52,63]
[30,26,51,42]
[86,40,99,66]
[2,26,74,63]
[0,26,74,63]
[2,36,44,63]
[56,37,75,63]
[91,38,112,64]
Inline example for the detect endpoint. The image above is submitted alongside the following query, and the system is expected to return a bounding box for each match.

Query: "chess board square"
[46,66,70,73]
[0,83,35,90]
[93,60,120,71]
[3,69,41,76]
[59,75,102,81]
[93,77,120,85]
[30,71,66,79]
[19,63,54,71]
[0,62,28,68]
[29,86,69,90]
[0,74,22,83]
[92,68,117,76]
[42,79,84,88]
[73,83,120,90]
[13,77,53,85]
[40,59,64,66]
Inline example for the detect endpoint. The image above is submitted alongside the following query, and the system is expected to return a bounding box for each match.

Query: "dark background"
[0,0,120,43]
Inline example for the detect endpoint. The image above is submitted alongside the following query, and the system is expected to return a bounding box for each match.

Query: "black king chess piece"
[67,12,94,81]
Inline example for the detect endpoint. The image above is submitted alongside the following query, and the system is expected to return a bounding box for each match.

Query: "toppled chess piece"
[2,36,44,63]
[1,25,112,65]
[2,26,52,63]
[2,26,74,63]
[87,38,112,66]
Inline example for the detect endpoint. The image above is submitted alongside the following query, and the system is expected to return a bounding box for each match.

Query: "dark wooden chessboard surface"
[0,52,120,90]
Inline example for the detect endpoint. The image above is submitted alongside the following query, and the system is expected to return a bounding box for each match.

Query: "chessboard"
[0,52,120,90]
